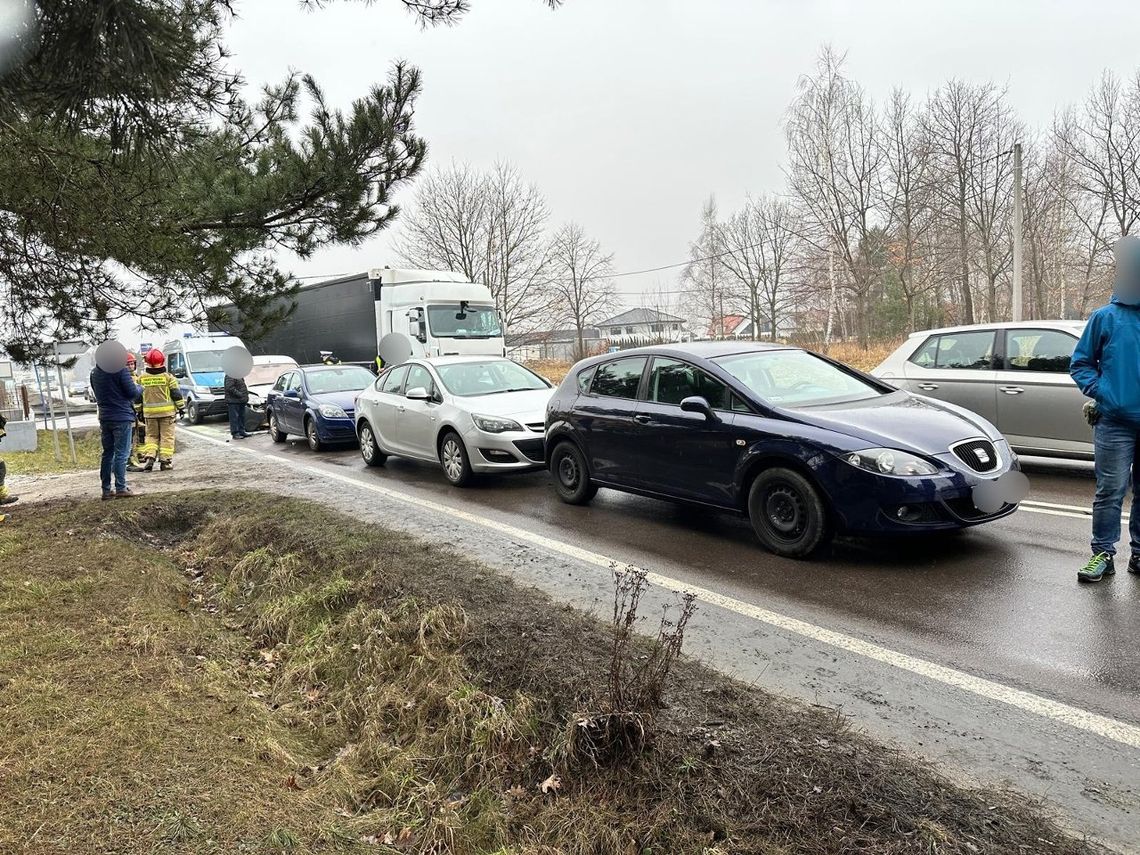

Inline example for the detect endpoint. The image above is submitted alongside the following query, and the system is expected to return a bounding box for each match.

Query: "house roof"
[598,307,686,327]
[506,327,602,346]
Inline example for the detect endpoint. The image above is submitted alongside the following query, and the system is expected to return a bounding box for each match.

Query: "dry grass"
[0,491,1104,855]
[5,428,103,475]
[523,359,571,384]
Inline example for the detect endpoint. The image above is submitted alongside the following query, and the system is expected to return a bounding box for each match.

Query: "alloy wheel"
[442,439,463,482]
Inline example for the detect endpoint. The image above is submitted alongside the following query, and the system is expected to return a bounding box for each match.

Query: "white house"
[598,308,689,344]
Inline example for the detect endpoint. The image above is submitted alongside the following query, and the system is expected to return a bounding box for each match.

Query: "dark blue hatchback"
[545,342,1022,558]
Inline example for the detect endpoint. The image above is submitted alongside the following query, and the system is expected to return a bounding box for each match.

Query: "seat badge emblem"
[735,439,746,447]
[975,448,990,464]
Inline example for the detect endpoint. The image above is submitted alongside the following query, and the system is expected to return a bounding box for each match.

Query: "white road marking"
[185,428,1140,750]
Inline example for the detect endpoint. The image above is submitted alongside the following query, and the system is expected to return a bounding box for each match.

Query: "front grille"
[951,439,999,473]
[944,497,1013,521]
[526,422,545,432]
[512,437,546,462]
[209,386,225,395]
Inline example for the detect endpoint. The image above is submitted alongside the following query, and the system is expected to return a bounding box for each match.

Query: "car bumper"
[314,415,358,443]
[461,426,545,473]
[825,460,1018,534]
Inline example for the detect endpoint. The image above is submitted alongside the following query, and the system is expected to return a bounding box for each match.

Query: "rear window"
[576,365,596,393]
[590,357,647,399]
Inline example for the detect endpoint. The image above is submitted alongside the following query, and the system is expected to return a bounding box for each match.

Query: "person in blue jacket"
[91,356,143,500]
[1070,235,1140,582]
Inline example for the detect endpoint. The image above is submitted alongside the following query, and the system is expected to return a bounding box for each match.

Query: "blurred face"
[1114,235,1140,301]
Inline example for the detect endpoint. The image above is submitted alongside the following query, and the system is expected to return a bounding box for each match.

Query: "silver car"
[873,320,1092,459]
[354,356,553,486]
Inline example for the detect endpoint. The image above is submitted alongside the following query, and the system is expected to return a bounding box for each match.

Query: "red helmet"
[126,352,137,367]
[144,348,165,368]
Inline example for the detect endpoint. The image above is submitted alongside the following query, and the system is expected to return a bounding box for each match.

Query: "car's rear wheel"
[269,410,287,443]
[440,431,473,487]
[305,417,323,453]
[550,440,597,505]
[747,467,830,558]
[358,421,386,467]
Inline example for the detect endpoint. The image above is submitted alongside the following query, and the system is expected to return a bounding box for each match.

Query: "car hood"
[790,391,998,455]
[247,383,274,400]
[457,387,553,420]
[310,389,365,411]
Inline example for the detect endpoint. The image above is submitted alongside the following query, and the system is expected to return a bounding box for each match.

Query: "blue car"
[545,342,1022,558]
[266,364,376,452]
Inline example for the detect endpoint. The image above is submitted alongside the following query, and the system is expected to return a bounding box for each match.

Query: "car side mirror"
[284,389,300,399]
[405,386,430,401]
[680,395,716,420]
[172,368,186,379]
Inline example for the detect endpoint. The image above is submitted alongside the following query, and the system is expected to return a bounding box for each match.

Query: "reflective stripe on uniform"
[140,372,179,418]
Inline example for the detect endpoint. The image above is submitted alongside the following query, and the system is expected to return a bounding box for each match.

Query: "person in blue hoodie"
[91,354,144,500]
[1070,235,1140,582]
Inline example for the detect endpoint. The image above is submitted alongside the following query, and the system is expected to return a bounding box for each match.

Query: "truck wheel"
[439,431,473,487]
[305,417,323,453]
[747,467,830,558]
[358,421,386,467]
[269,410,287,443]
[550,441,597,505]
[185,400,200,425]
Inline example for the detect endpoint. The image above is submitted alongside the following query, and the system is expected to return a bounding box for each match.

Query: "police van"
[162,334,247,424]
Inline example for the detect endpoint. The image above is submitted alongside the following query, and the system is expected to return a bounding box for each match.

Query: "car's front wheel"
[185,400,200,424]
[550,440,597,505]
[439,431,473,487]
[269,410,287,443]
[747,467,830,558]
[358,421,386,467]
[305,417,323,453]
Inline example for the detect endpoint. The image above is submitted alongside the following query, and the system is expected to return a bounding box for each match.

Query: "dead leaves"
[360,827,415,849]
[539,774,562,795]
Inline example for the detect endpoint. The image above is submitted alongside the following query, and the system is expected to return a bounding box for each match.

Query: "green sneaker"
[1078,553,1115,583]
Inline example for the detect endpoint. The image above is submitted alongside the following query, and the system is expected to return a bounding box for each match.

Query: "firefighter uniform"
[139,367,183,469]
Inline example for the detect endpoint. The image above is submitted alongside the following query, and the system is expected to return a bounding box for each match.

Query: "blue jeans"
[1091,417,1140,556]
[228,403,247,437]
[100,420,134,494]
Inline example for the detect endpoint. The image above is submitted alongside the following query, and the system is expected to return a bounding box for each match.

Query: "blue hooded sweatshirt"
[90,366,142,423]
[1070,293,1140,426]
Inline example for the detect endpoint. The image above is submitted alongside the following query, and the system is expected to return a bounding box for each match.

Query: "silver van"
[873,321,1091,459]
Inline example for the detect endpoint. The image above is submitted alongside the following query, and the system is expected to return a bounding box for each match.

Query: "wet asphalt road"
[183,423,1140,849]
[206,425,1138,725]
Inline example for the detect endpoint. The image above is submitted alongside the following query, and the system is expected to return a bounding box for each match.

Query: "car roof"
[417,355,515,366]
[905,319,1086,338]
[252,354,296,364]
[570,340,798,371]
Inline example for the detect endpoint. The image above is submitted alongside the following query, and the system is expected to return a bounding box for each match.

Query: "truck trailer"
[211,268,505,366]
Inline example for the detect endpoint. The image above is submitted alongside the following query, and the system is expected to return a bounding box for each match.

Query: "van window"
[185,349,228,374]
[590,357,647,399]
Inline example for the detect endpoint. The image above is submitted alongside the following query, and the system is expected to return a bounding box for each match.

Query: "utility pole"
[1012,142,1024,322]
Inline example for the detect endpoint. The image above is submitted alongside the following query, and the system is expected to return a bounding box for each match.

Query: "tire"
[747,467,830,558]
[305,417,323,453]
[550,440,597,505]
[269,410,287,443]
[185,400,200,425]
[358,421,386,467]
[439,431,473,487]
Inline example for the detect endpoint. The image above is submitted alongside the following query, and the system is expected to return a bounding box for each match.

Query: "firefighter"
[0,412,17,522]
[125,352,147,473]
[138,348,184,471]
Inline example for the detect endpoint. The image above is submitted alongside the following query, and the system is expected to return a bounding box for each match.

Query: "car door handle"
[917,383,939,391]
[397,405,406,412]
[633,414,652,424]
[1000,386,1024,395]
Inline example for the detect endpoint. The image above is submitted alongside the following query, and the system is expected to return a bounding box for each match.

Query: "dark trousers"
[228,403,248,437]
[100,420,133,494]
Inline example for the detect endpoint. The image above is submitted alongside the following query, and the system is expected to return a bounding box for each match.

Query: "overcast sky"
[223,0,1140,310]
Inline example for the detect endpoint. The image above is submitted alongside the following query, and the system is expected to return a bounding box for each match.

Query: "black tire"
[358,420,386,467]
[747,467,830,558]
[439,431,473,487]
[185,400,200,425]
[269,410,287,443]
[305,417,323,453]
[550,440,597,505]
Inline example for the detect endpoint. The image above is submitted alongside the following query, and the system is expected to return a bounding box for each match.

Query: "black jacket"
[224,376,249,404]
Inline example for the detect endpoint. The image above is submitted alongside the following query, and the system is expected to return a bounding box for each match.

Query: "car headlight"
[845,448,939,477]
[318,404,348,419]
[472,413,524,433]
[193,385,212,395]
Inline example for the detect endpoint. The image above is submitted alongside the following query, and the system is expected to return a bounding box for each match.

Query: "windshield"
[247,363,297,387]
[427,304,503,339]
[186,350,226,374]
[714,350,884,408]
[435,360,549,397]
[304,366,376,394]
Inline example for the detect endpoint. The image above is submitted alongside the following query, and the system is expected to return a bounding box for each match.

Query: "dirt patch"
[1,490,1105,854]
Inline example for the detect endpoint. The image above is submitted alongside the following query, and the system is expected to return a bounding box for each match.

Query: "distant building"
[506,327,604,362]
[598,308,689,344]
[707,313,794,340]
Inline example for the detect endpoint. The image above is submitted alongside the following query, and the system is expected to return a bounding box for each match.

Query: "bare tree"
[785,46,889,347]
[720,196,799,340]
[548,222,616,360]
[681,196,733,338]
[396,161,554,333]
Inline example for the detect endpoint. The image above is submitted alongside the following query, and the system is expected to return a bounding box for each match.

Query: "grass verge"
[4,428,103,475]
[0,490,1103,854]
